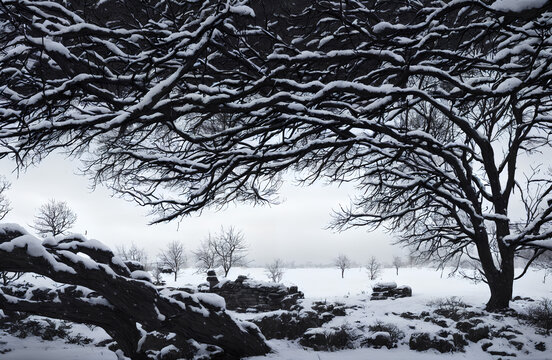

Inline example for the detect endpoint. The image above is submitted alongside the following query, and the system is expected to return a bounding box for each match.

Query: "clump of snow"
[229,5,255,17]
[491,0,548,12]
[0,223,28,237]
[195,292,226,310]
[373,22,406,34]
[131,270,152,282]
[370,331,391,339]
[0,234,76,274]
[243,278,286,290]
[374,282,397,289]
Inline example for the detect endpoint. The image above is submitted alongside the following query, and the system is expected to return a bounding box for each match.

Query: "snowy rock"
[372,282,397,292]
[299,326,350,351]
[363,331,394,349]
[125,260,144,272]
[465,324,490,343]
[200,274,303,312]
[409,332,460,353]
[370,283,412,300]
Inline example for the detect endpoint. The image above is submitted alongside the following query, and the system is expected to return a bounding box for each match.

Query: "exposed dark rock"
[492,325,522,340]
[535,342,546,351]
[124,260,144,272]
[253,310,329,340]
[456,319,484,334]
[512,296,534,302]
[466,325,490,343]
[431,318,449,328]
[452,333,468,349]
[489,350,517,357]
[434,308,482,322]
[409,332,460,353]
[481,341,493,352]
[456,320,474,333]
[362,332,394,349]
[399,311,419,320]
[299,327,351,351]
[509,340,523,350]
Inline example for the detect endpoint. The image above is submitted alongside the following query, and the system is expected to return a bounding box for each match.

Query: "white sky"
[0,154,402,267]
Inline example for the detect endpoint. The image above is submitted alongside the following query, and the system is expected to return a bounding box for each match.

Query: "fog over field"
[0,155,397,266]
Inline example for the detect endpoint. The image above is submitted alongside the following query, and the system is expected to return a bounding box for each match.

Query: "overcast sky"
[0,154,401,267]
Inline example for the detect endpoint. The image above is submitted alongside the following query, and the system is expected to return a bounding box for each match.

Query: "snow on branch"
[2,0,552,303]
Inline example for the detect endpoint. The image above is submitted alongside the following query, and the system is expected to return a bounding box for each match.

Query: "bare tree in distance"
[0,176,11,220]
[31,199,77,237]
[193,234,217,274]
[210,226,248,277]
[334,254,351,279]
[3,0,552,310]
[392,256,403,276]
[159,240,186,282]
[265,259,285,283]
[366,257,382,281]
[117,242,150,271]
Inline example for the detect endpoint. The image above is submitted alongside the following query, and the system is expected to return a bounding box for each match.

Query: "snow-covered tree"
[31,199,77,237]
[2,0,552,310]
[209,226,248,277]
[366,256,382,281]
[265,258,285,283]
[159,240,186,281]
[334,254,351,279]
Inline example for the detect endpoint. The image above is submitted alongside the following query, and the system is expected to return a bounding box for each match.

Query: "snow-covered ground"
[1,266,551,359]
[164,266,552,303]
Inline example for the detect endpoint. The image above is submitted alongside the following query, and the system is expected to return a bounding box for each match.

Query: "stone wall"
[201,272,303,312]
[370,282,412,300]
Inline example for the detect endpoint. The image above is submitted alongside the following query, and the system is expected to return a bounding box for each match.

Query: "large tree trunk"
[486,246,515,311]
[486,272,514,310]
[473,226,514,311]
[476,230,515,311]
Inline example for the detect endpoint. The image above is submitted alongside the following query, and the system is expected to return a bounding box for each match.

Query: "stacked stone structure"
[370,282,412,300]
[202,271,303,312]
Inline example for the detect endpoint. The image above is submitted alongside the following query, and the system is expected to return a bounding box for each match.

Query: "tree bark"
[486,272,513,311]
